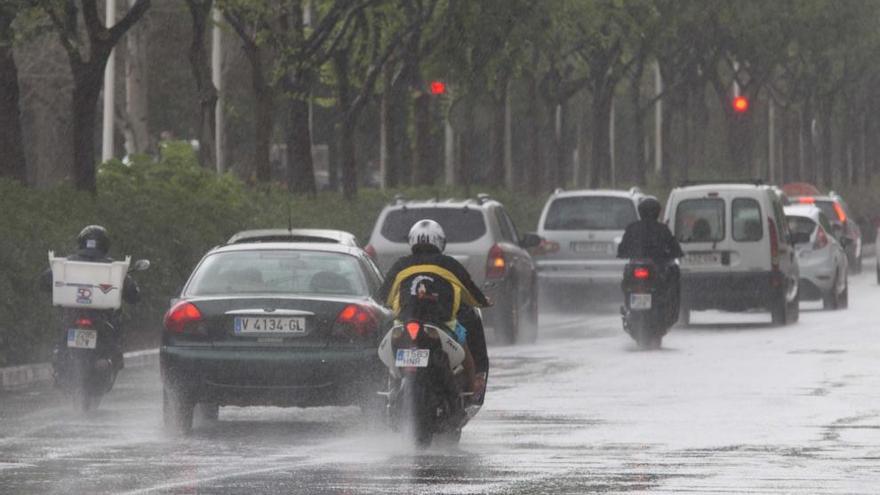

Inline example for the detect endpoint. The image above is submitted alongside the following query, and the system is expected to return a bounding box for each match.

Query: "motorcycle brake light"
[405,321,421,340]
[75,317,93,328]
[633,267,650,280]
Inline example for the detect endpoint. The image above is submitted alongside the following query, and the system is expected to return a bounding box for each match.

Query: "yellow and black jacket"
[379,249,489,329]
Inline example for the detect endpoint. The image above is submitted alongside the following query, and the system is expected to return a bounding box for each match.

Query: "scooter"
[50,256,150,411]
[620,259,677,350]
[377,319,477,447]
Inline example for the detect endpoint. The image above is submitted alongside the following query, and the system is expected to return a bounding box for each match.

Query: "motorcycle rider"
[378,219,491,405]
[617,197,684,324]
[40,225,141,376]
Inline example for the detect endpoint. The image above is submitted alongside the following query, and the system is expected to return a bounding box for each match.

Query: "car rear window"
[543,196,637,231]
[787,216,816,237]
[380,207,487,243]
[675,198,725,243]
[732,198,762,242]
[185,250,369,297]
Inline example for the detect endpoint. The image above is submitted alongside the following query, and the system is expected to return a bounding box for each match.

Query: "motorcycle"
[49,254,150,411]
[377,319,478,447]
[620,259,678,350]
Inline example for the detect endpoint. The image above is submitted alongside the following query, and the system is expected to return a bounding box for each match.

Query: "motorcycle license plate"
[67,329,97,349]
[395,349,430,368]
[630,293,652,310]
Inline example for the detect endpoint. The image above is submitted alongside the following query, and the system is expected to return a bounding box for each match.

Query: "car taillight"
[164,301,202,334]
[768,217,779,269]
[486,244,506,279]
[364,244,377,260]
[833,202,847,223]
[633,267,651,280]
[75,317,93,328]
[814,228,828,249]
[333,304,378,338]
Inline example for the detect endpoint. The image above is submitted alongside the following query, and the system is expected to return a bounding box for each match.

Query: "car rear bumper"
[160,345,385,407]
[681,271,781,311]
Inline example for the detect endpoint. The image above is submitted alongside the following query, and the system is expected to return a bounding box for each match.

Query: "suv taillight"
[486,244,506,279]
[164,301,202,334]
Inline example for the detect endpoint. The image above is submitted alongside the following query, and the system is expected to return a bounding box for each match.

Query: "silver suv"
[365,194,541,344]
[535,188,646,286]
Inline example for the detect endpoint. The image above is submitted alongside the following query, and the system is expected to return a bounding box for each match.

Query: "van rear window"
[544,196,637,231]
[675,198,725,243]
[380,208,487,243]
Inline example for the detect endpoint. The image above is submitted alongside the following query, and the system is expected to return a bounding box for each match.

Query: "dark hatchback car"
[161,242,392,433]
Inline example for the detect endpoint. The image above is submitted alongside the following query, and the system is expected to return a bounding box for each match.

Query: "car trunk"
[188,296,358,347]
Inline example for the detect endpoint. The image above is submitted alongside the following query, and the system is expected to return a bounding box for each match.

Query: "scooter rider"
[40,225,141,374]
[617,197,684,324]
[378,219,491,404]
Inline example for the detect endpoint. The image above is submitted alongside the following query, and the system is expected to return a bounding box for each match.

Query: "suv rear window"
[543,196,637,231]
[380,207,487,243]
[675,198,725,243]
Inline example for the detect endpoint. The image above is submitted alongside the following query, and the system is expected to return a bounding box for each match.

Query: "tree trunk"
[252,72,273,183]
[71,63,105,193]
[800,101,815,183]
[124,4,149,155]
[286,97,316,195]
[412,92,433,185]
[386,70,410,187]
[488,89,506,188]
[818,96,833,187]
[526,71,543,195]
[552,102,566,188]
[333,50,357,199]
[629,60,646,186]
[0,10,26,183]
[590,87,613,189]
[186,0,217,170]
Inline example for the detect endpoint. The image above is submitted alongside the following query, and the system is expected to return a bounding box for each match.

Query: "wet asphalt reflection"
[3,276,880,493]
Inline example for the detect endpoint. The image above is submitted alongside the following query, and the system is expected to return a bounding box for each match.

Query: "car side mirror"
[131,259,151,272]
[519,233,543,249]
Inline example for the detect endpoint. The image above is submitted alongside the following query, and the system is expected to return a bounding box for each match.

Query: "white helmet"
[408,219,446,252]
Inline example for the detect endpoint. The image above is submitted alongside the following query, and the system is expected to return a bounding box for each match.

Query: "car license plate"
[630,293,652,310]
[67,329,97,349]
[234,317,306,335]
[683,252,722,266]
[395,349,430,368]
[572,242,612,254]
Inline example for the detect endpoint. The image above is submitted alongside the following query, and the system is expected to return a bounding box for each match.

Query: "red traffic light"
[429,80,446,95]
[732,95,749,113]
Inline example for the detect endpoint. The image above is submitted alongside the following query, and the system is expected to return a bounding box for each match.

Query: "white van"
[664,183,799,325]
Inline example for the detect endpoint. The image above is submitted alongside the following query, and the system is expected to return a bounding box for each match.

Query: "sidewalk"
[0,348,159,391]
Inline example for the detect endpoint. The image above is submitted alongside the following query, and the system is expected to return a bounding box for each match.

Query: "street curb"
[0,348,159,392]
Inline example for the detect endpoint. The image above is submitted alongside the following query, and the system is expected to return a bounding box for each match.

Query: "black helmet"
[77,225,110,255]
[637,196,662,221]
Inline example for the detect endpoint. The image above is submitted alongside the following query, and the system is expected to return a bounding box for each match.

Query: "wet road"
[3,272,880,493]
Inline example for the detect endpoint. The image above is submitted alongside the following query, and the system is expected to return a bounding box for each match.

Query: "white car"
[665,182,799,325]
[785,204,848,310]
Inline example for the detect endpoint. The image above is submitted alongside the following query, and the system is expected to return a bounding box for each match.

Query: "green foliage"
[0,142,545,367]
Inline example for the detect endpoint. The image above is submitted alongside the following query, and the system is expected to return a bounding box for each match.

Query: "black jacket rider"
[617,219,684,263]
[378,245,490,374]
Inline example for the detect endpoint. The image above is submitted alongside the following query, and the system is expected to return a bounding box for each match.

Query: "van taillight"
[768,217,779,269]
[486,244,506,279]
